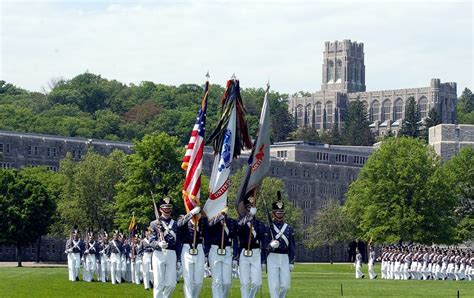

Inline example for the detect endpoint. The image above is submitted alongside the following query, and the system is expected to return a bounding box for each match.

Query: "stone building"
[429,123,474,160]
[289,40,458,136]
[0,131,373,262]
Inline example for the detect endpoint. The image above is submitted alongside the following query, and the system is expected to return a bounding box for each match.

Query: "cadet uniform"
[108,230,123,284]
[141,229,154,290]
[237,197,267,298]
[368,246,377,280]
[98,232,110,282]
[150,197,180,298]
[355,249,364,279]
[65,228,84,282]
[178,206,208,298]
[83,231,99,282]
[121,237,131,282]
[131,235,142,285]
[265,199,295,298]
[206,212,238,298]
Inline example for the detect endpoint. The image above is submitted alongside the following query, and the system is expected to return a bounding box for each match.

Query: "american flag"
[181,81,209,213]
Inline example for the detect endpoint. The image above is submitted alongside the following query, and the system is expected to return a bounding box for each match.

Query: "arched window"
[335,59,342,81]
[315,102,322,129]
[382,99,391,121]
[328,60,335,82]
[296,104,304,127]
[326,101,333,129]
[418,97,428,118]
[394,98,403,120]
[371,100,380,122]
[305,104,312,127]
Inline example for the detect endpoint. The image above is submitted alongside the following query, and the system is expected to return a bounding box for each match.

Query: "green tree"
[304,199,353,263]
[399,97,421,138]
[289,127,320,142]
[344,137,457,244]
[421,108,441,142]
[457,88,474,124]
[441,147,474,242]
[342,99,374,146]
[56,150,126,235]
[0,169,56,266]
[114,133,185,231]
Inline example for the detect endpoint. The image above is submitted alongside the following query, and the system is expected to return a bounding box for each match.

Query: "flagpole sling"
[245,189,257,257]
[218,213,227,255]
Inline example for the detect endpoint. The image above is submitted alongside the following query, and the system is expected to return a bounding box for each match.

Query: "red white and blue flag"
[182,80,209,213]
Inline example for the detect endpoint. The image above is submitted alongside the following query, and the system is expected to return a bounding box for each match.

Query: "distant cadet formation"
[65,194,296,298]
[353,244,474,281]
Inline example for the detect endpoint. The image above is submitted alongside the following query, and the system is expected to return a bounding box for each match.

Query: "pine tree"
[399,97,421,138]
[421,108,441,142]
[342,99,374,146]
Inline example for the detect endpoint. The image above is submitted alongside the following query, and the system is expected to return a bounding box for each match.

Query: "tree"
[56,150,126,235]
[344,137,458,244]
[0,169,56,266]
[304,199,353,263]
[421,108,441,142]
[342,99,374,146]
[399,97,421,138]
[114,133,185,231]
[457,88,474,124]
[441,147,474,242]
[289,127,320,142]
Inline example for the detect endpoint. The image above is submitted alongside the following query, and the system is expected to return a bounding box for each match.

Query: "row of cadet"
[353,244,474,281]
[65,195,296,298]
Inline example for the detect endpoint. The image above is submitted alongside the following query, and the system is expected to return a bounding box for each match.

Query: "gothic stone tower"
[321,40,366,93]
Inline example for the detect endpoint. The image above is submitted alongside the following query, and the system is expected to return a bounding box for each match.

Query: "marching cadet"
[83,230,99,282]
[150,196,180,298]
[131,234,142,285]
[141,228,154,290]
[237,196,267,298]
[368,245,377,280]
[265,198,295,298]
[355,248,364,279]
[206,208,238,298]
[98,231,110,282]
[178,205,208,298]
[121,236,131,282]
[109,230,123,284]
[65,226,84,282]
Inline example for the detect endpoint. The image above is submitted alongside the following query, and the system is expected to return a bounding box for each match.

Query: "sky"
[1,0,473,95]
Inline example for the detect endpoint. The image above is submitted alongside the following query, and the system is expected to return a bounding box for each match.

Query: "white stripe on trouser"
[142,252,152,289]
[153,249,177,298]
[132,260,142,285]
[239,248,262,298]
[181,243,205,298]
[267,253,290,298]
[99,255,109,282]
[209,245,232,298]
[368,262,376,279]
[67,253,80,281]
[83,254,97,282]
[110,252,122,284]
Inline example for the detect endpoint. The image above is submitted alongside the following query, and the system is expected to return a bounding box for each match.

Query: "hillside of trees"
[0,73,295,145]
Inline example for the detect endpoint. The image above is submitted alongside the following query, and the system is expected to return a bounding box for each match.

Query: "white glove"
[232,260,238,269]
[290,264,294,272]
[261,264,266,272]
[270,240,280,249]
[250,207,257,215]
[190,206,201,215]
[158,240,168,249]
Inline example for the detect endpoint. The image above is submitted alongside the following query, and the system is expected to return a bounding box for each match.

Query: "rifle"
[150,191,165,242]
[262,195,275,240]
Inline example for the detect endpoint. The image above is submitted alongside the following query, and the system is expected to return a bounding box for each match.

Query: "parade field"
[0,263,472,297]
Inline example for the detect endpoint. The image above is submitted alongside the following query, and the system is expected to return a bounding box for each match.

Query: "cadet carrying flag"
[128,212,137,237]
[204,78,252,218]
[236,83,271,217]
[181,78,210,213]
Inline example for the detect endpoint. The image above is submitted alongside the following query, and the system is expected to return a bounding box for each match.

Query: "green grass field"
[0,264,472,297]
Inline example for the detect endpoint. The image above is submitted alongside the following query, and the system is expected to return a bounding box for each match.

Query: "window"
[47,148,51,157]
[292,200,297,208]
[315,102,322,129]
[72,150,76,159]
[34,146,38,156]
[52,147,57,157]
[327,60,335,82]
[296,105,304,127]
[0,143,3,153]
[354,156,367,165]
[277,150,287,159]
[77,150,82,159]
[28,146,32,155]
[0,162,12,169]
[335,59,342,81]
[418,97,428,118]
[5,144,10,154]
[303,215,310,224]
[371,100,380,122]
[305,104,312,127]
[382,99,391,121]
[316,152,329,161]
[303,169,310,178]
[335,154,347,163]
[394,99,403,120]
[326,101,333,129]
[271,167,280,176]
[47,166,58,172]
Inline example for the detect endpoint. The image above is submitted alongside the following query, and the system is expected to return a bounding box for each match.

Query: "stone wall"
[429,124,474,160]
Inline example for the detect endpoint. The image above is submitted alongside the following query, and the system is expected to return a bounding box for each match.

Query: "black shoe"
[76,277,79,281]
[362,275,365,279]
[374,275,377,279]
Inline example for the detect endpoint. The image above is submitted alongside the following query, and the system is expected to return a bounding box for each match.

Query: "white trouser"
[110,252,122,284]
[153,249,177,298]
[355,261,363,279]
[239,248,262,298]
[120,255,130,282]
[99,254,109,282]
[267,253,290,298]
[143,252,153,289]
[83,254,97,282]
[132,259,142,284]
[381,261,385,279]
[447,263,454,280]
[209,245,232,298]
[368,261,377,279]
[68,253,81,281]
[181,243,205,298]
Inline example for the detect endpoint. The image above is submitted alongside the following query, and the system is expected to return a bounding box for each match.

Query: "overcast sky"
[1,0,473,95]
